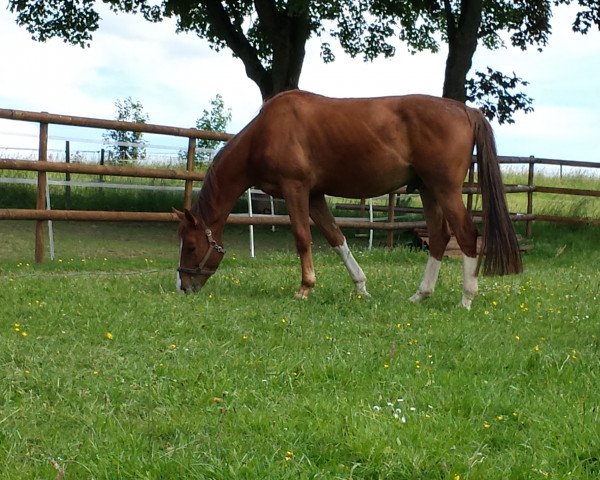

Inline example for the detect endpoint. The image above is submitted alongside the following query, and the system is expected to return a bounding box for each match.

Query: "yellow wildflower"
[519,303,528,312]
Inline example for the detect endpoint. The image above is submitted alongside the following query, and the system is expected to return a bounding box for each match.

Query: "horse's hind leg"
[436,192,479,309]
[410,187,450,304]
[309,195,369,296]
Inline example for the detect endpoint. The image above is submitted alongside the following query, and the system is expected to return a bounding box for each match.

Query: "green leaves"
[571,0,600,34]
[102,97,149,165]
[8,1,600,117]
[9,0,101,47]
[466,68,534,124]
[194,94,232,164]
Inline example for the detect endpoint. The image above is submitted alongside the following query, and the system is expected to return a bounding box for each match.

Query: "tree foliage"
[9,0,600,122]
[9,0,357,99]
[194,94,232,164]
[333,0,598,123]
[333,0,549,122]
[466,68,533,124]
[567,0,600,33]
[102,97,149,165]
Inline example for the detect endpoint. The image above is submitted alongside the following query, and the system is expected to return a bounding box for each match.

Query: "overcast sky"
[1,3,599,164]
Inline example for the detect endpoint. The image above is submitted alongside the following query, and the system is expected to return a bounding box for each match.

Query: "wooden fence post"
[386,193,396,248]
[184,137,196,209]
[65,140,71,209]
[99,149,105,182]
[466,160,475,214]
[526,156,535,238]
[35,121,49,263]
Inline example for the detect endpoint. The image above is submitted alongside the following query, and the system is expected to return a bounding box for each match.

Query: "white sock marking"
[334,238,369,296]
[409,256,441,303]
[461,255,479,309]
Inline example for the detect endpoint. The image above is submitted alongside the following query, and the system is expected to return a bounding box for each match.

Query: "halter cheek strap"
[177,228,225,277]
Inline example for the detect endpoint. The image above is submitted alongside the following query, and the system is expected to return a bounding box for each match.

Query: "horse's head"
[174,208,225,293]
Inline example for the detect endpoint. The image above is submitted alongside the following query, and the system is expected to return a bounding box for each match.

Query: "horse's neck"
[194,144,251,235]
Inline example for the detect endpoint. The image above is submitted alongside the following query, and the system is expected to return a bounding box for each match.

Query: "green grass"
[0,170,189,212]
[1,221,599,479]
[3,167,599,221]
[499,169,600,220]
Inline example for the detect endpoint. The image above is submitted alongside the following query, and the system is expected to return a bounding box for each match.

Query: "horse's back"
[248,91,477,198]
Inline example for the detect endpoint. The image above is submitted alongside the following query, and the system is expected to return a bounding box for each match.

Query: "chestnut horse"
[175,90,522,308]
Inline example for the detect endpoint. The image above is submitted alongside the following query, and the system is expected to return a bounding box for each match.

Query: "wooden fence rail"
[1,107,599,263]
[0,108,232,141]
[0,158,206,181]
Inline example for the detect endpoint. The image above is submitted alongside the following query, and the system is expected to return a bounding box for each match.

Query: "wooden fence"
[1,108,598,263]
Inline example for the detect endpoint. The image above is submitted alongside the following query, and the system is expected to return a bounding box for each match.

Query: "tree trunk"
[255,0,311,99]
[442,0,483,103]
[269,19,310,97]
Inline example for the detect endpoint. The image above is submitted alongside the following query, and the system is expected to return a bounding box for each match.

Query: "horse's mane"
[191,115,258,221]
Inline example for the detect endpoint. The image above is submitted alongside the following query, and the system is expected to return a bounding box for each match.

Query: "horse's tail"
[471,108,523,276]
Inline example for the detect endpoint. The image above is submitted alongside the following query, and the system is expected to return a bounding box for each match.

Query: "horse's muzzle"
[182,283,202,294]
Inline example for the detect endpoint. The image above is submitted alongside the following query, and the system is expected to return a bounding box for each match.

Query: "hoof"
[460,291,476,310]
[294,287,310,300]
[409,291,430,304]
[355,282,370,298]
[460,297,473,310]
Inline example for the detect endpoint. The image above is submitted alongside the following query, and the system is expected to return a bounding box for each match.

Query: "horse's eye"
[185,244,196,253]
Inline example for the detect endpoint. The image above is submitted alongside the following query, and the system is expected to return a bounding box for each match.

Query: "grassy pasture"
[0,220,599,479]
[2,166,600,220]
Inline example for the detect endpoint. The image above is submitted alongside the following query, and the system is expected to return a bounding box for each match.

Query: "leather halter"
[177,228,225,277]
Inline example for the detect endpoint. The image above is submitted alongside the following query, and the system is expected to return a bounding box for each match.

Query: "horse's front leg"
[285,188,316,299]
[309,194,369,297]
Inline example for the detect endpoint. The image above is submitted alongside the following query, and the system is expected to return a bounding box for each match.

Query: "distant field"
[2,163,599,221]
[1,220,599,479]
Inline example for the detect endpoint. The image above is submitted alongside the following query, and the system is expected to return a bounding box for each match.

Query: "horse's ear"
[183,208,199,228]
[172,208,185,220]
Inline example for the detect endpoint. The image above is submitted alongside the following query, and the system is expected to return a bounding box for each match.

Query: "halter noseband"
[177,228,225,277]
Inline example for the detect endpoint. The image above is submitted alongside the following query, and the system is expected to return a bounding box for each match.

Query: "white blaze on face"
[176,240,183,292]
